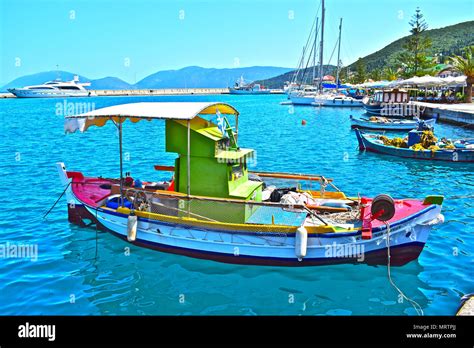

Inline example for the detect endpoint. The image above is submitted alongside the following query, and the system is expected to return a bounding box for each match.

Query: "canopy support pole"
[186,120,191,197]
[235,114,239,143]
[186,120,191,217]
[119,120,124,207]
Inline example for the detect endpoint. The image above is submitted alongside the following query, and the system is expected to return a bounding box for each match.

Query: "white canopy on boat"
[64,102,239,133]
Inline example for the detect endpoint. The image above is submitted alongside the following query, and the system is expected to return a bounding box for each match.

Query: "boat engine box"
[408,130,422,147]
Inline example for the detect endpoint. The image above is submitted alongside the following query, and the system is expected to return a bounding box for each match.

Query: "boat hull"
[80,202,439,266]
[8,88,93,98]
[355,129,474,162]
[315,97,363,107]
[60,176,441,267]
[57,161,443,267]
[289,95,316,105]
[362,102,420,118]
[350,116,435,131]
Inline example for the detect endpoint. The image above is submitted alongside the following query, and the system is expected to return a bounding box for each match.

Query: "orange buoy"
[301,120,307,125]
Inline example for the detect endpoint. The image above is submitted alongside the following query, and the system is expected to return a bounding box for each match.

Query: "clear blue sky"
[0,0,473,85]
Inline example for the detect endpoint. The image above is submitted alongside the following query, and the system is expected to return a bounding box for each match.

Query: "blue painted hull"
[355,129,474,162]
[362,102,419,118]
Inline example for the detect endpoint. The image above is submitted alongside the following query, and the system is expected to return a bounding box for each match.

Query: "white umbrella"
[387,79,404,88]
[415,75,444,87]
[453,75,467,87]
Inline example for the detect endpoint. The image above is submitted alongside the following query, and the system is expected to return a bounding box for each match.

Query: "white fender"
[127,215,138,242]
[295,226,308,261]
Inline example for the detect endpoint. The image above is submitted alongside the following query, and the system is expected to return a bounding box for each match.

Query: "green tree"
[450,46,474,103]
[370,68,382,81]
[353,58,366,83]
[383,67,398,81]
[338,66,349,83]
[396,7,436,77]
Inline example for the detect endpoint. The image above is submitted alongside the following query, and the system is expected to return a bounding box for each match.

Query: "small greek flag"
[216,110,228,138]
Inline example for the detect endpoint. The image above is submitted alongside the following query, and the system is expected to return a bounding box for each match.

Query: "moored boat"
[229,76,270,95]
[288,86,319,105]
[314,94,363,107]
[350,115,435,131]
[355,128,474,162]
[58,102,445,266]
[362,89,421,118]
[8,75,94,98]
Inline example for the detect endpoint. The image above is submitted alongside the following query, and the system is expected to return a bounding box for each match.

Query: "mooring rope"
[384,221,424,316]
[95,208,99,260]
[43,181,72,219]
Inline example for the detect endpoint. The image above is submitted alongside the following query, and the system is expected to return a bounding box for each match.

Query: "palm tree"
[450,46,474,103]
[383,67,398,81]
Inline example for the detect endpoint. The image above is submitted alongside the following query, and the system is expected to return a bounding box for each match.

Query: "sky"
[0,0,473,85]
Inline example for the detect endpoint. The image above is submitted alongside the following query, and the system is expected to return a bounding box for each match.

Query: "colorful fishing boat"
[355,128,474,162]
[362,89,421,118]
[350,115,436,131]
[58,102,444,266]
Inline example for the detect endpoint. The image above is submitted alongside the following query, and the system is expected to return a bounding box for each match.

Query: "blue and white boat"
[362,89,420,118]
[7,76,94,98]
[355,128,474,162]
[229,76,270,95]
[350,116,436,131]
[56,101,445,267]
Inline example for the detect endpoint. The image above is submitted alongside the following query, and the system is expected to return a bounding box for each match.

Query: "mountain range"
[1,66,293,91]
[3,20,472,92]
[347,20,474,72]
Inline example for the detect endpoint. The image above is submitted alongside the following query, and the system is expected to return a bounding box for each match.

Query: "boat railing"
[124,189,312,227]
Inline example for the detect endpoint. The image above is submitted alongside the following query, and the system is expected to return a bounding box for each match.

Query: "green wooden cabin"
[165,116,262,223]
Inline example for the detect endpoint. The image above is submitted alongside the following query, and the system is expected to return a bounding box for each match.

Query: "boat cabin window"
[28,86,54,90]
[57,86,81,90]
[380,90,408,103]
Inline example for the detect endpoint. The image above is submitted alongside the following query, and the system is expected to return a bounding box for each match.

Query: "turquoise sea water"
[0,94,472,315]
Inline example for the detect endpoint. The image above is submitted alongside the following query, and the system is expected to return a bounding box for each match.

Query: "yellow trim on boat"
[108,206,358,234]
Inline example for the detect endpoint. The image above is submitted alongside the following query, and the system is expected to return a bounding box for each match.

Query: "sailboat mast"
[318,0,325,92]
[293,46,306,84]
[336,18,343,90]
[312,17,319,84]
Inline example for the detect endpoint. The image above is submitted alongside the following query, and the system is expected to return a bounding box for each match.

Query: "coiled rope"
[384,221,424,316]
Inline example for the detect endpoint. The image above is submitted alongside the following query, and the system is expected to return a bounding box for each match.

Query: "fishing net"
[379,135,408,148]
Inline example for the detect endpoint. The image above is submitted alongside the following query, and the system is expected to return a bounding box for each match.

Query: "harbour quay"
[416,101,474,128]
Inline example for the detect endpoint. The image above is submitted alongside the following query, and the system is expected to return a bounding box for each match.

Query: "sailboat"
[313,18,362,107]
[288,2,322,105]
[289,1,362,107]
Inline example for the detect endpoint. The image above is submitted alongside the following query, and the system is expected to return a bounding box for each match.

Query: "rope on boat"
[384,222,424,316]
[43,181,71,219]
[95,208,99,260]
[303,206,329,225]
[150,200,219,222]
